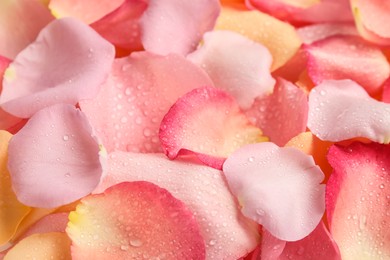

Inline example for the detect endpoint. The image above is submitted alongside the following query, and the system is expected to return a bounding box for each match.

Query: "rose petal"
[4,232,71,260]
[223,142,325,241]
[0,17,115,118]
[307,79,390,143]
[7,104,103,208]
[215,7,301,71]
[0,0,54,59]
[326,142,390,259]
[95,152,259,259]
[21,213,69,239]
[245,78,308,146]
[49,0,125,24]
[67,181,206,259]
[140,0,220,56]
[0,131,30,245]
[160,87,265,169]
[90,0,147,53]
[382,77,390,103]
[79,52,213,153]
[305,35,390,95]
[187,30,275,109]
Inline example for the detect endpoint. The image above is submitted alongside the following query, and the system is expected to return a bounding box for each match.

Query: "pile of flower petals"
[1,0,390,259]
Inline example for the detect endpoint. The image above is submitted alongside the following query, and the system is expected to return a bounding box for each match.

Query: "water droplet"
[125,88,132,96]
[63,135,69,141]
[379,184,385,189]
[121,117,128,124]
[130,239,143,247]
[65,173,71,177]
[120,245,129,251]
[297,246,305,255]
[320,90,327,96]
[248,156,254,162]
[208,239,217,246]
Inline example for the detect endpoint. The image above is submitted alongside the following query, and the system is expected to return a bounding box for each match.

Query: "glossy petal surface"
[297,22,358,44]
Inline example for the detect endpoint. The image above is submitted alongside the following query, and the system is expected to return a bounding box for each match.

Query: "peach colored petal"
[160,87,265,169]
[67,182,206,259]
[0,131,30,245]
[326,142,390,259]
[4,233,71,260]
[215,7,301,71]
[95,152,259,259]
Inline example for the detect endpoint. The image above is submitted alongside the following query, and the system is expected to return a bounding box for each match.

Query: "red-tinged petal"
[187,30,275,109]
[0,0,54,59]
[297,22,358,45]
[382,77,390,103]
[8,104,103,208]
[95,152,259,259]
[326,143,390,259]
[4,232,71,260]
[260,222,341,260]
[67,181,206,259]
[160,87,265,169]
[80,52,213,153]
[305,36,390,95]
[49,0,125,24]
[21,213,69,239]
[140,0,220,56]
[223,142,325,241]
[0,131,31,245]
[307,80,390,143]
[0,18,115,118]
[91,0,147,53]
[245,78,308,146]
[351,0,390,45]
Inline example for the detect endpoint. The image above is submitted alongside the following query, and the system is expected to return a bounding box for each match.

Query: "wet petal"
[187,30,275,109]
[0,131,31,245]
[307,80,390,143]
[160,87,265,169]
[79,52,213,153]
[245,78,308,146]
[21,213,69,239]
[7,104,103,208]
[382,78,390,103]
[140,0,220,56]
[0,17,115,118]
[49,0,125,24]
[95,152,259,259]
[223,142,325,241]
[67,181,206,259]
[326,143,390,259]
[4,232,71,260]
[305,35,390,95]
[215,7,301,70]
[0,0,54,59]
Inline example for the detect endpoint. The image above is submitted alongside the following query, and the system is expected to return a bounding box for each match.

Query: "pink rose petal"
[305,35,390,95]
[245,78,308,146]
[0,0,54,59]
[307,79,390,143]
[67,181,206,259]
[326,142,390,259]
[80,52,213,153]
[8,104,103,208]
[49,0,125,24]
[223,142,325,241]
[91,0,148,53]
[160,87,265,169]
[140,0,220,56]
[187,30,275,109]
[382,77,390,103]
[0,17,115,118]
[95,152,259,259]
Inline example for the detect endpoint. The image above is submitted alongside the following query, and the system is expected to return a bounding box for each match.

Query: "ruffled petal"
[140,0,220,56]
[0,131,31,245]
[7,104,103,208]
[326,143,390,259]
[307,80,390,143]
[0,17,115,118]
[95,152,259,259]
[305,36,390,95]
[245,78,308,146]
[67,181,206,259]
[223,142,325,241]
[215,7,301,71]
[160,87,265,169]
[0,0,54,59]
[49,0,125,24]
[4,233,71,260]
[187,30,275,109]
[79,52,213,153]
